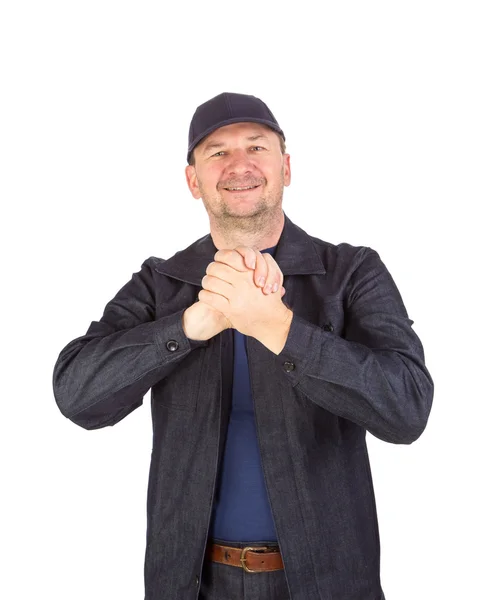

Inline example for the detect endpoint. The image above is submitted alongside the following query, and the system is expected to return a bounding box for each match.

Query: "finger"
[201,273,233,301]
[232,246,258,270]
[213,248,249,272]
[261,253,284,294]
[206,260,241,283]
[198,288,229,315]
[253,250,268,288]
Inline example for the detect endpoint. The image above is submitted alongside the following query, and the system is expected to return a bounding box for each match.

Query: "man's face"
[185,122,291,223]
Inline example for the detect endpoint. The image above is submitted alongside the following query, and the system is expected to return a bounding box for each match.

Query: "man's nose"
[225,149,254,174]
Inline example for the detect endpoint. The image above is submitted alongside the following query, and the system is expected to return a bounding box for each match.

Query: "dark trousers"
[199,538,291,600]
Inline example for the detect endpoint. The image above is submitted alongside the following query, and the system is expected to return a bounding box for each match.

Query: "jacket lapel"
[153,211,326,284]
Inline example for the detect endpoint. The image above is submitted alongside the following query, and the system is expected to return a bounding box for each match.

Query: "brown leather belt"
[206,542,284,573]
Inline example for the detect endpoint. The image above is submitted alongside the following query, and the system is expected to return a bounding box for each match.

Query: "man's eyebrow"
[201,141,225,155]
[246,134,269,142]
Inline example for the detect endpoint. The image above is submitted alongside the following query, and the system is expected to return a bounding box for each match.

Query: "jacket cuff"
[153,310,207,361]
[188,337,210,349]
[275,312,322,386]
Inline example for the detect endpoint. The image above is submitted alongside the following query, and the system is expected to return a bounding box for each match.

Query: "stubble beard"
[199,174,285,238]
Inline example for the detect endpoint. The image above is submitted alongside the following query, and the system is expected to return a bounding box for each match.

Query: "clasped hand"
[199,246,289,338]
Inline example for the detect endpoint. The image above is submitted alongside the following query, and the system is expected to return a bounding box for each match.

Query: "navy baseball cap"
[187,92,285,163]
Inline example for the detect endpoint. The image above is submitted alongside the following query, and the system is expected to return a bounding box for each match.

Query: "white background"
[1,1,499,598]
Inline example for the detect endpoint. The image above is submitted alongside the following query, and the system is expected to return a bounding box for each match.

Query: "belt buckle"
[240,546,270,573]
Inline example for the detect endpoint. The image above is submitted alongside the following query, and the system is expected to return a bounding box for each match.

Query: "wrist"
[254,306,293,355]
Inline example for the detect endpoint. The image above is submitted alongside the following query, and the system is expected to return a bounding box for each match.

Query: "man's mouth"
[223,184,261,192]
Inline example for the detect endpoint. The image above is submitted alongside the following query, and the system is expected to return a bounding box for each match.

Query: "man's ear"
[185,164,201,199]
[283,153,291,187]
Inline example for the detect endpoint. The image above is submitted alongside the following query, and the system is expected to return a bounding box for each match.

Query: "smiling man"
[185,97,291,253]
[53,92,434,600]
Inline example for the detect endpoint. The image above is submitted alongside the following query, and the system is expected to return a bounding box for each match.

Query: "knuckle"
[215,249,229,261]
[206,261,215,273]
[233,246,247,257]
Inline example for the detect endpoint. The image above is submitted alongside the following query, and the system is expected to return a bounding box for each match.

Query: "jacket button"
[166,340,179,352]
[323,323,334,332]
[283,361,295,372]
[195,575,199,585]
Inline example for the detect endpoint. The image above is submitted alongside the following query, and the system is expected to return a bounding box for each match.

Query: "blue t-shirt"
[208,245,278,542]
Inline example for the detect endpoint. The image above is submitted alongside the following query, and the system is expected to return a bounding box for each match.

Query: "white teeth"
[226,185,257,191]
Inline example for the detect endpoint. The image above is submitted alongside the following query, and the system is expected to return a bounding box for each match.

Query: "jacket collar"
[154,211,326,285]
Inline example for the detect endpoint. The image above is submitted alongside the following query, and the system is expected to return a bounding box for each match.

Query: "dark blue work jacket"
[53,212,434,599]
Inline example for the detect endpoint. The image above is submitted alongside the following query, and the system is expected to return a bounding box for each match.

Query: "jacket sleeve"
[276,247,434,444]
[52,257,207,430]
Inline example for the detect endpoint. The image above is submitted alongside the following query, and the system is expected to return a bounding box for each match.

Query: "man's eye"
[211,151,225,157]
[251,146,265,151]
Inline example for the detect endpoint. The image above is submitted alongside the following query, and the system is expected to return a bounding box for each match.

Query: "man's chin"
[221,209,264,221]
[217,197,265,214]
